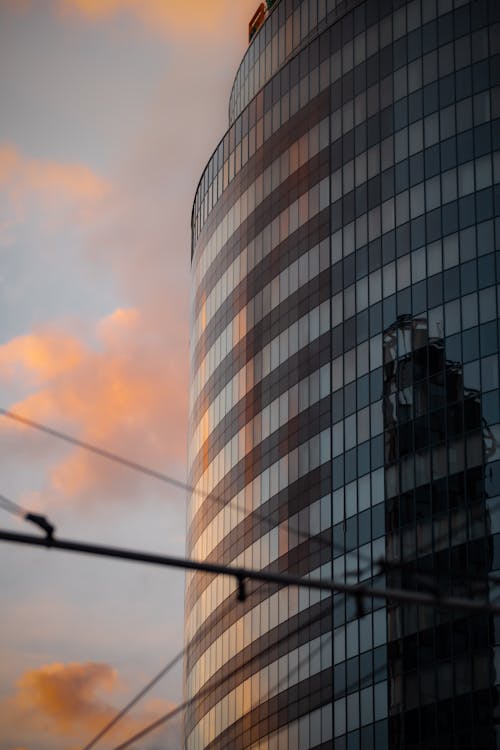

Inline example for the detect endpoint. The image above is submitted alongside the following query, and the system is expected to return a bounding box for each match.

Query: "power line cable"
[0,407,368,564]
[3,408,497,733]
[0,488,352,681]
[0,494,26,518]
[114,596,387,750]
[186,588,334,696]
[81,648,184,750]
[0,408,188,491]
[5,411,496,591]
[109,590,407,750]
[110,601,329,750]
[2,527,500,616]
[2,500,491,747]
[110,701,184,750]
[82,594,242,750]
[184,571,346,682]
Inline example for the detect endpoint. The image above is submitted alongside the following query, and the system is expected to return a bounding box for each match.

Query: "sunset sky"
[0,1,257,747]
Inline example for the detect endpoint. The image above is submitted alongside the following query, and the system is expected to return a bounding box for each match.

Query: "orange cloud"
[1,661,181,748]
[0,330,84,383]
[0,306,188,503]
[0,147,107,200]
[15,662,117,734]
[56,0,257,38]
[0,146,109,236]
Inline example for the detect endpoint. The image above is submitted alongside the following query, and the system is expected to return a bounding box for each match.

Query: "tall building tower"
[185,1,500,748]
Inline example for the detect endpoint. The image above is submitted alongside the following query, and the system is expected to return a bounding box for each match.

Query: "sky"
[0,1,257,748]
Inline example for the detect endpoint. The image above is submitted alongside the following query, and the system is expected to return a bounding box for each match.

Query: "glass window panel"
[475,155,493,190]
[334,626,346,665]
[369,269,382,304]
[373,609,386,647]
[462,292,478,329]
[347,619,360,658]
[333,356,344,391]
[397,255,411,289]
[411,247,426,282]
[343,100,354,134]
[482,355,499,391]
[345,413,357,451]
[395,128,409,162]
[394,67,407,100]
[374,681,388,720]
[334,697,346,736]
[441,168,457,202]
[333,487,345,525]
[454,96,472,136]
[409,120,423,155]
[409,183,424,218]
[479,287,496,323]
[347,691,360,731]
[474,90,491,126]
[370,400,383,437]
[427,241,442,275]
[425,174,440,210]
[408,59,422,93]
[443,233,459,269]
[383,262,396,296]
[360,686,374,726]
[445,299,461,335]
[440,104,455,139]
[458,162,475,196]
[424,112,439,146]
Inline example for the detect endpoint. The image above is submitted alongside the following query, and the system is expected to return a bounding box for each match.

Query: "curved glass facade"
[186,0,500,747]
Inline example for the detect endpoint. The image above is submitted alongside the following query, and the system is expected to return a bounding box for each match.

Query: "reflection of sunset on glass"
[0,1,256,748]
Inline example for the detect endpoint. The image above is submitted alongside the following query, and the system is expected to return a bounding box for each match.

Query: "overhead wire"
[114,502,493,750]
[109,599,329,750]
[4,341,500,747]
[0,407,372,566]
[0,494,26,518]
[5,526,500,615]
[3,411,500,628]
[109,701,184,750]
[0,408,187,490]
[1,485,497,748]
[110,599,391,750]
[0,485,357,699]
[3,490,500,624]
[81,648,185,750]
[81,594,244,750]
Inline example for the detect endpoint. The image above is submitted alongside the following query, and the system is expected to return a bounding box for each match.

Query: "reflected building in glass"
[383,315,497,747]
[185,0,500,748]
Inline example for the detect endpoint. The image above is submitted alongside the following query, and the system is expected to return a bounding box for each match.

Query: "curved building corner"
[185,1,500,747]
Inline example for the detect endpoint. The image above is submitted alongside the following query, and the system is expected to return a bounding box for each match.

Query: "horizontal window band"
[186,463,332,610]
[192,178,330,365]
[190,213,329,421]
[193,149,330,324]
[191,263,330,396]
[186,600,333,735]
[193,87,330,260]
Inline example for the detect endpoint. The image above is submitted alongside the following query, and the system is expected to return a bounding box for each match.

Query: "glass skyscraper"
[185,0,500,747]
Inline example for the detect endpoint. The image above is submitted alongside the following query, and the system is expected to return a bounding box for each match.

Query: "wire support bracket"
[2,528,500,616]
[24,513,55,543]
[236,573,247,602]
